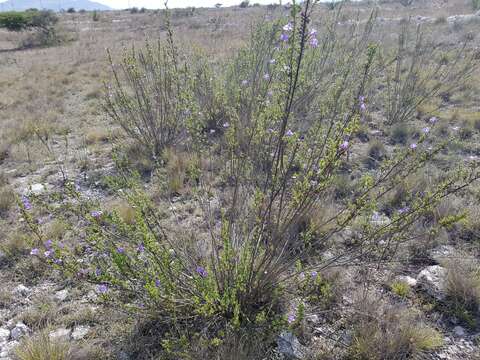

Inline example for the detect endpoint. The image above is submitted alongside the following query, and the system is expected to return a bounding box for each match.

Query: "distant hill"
[0,0,112,11]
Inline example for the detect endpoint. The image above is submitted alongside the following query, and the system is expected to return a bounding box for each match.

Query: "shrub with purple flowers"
[20,0,480,357]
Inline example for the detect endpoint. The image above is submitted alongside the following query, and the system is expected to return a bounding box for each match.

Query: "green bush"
[0,10,59,47]
[21,1,480,357]
[0,11,31,31]
[104,37,196,158]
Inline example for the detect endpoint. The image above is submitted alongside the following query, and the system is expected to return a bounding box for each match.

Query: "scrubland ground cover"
[1,0,480,359]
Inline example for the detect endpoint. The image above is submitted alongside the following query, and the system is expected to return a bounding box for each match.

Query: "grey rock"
[0,328,9,342]
[453,326,466,337]
[396,275,417,287]
[28,183,46,195]
[71,325,90,340]
[0,340,19,357]
[370,211,390,226]
[54,289,69,302]
[49,328,71,341]
[417,265,447,301]
[10,323,29,341]
[13,284,30,297]
[430,245,455,263]
[277,331,307,359]
[447,12,480,24]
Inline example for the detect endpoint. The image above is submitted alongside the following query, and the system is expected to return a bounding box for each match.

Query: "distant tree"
[0,10,58,34]
[0,11,30,31]
[0,10,59,48]
[239,0,249,8]
[67,7,76,13]
[92,10,99,21]
[215,3,222,7]
[130,7,139,13]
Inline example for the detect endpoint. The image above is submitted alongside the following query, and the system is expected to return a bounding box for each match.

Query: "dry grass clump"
[14,333,71,360]
[163,148,200,196]
[20,296,65,331]
[85,128,110,145]
[0,185,15,217]
[444,255,480,317]
[349,295,443,360]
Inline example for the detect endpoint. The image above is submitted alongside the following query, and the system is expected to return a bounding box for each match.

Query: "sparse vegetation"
[1,0,480,359]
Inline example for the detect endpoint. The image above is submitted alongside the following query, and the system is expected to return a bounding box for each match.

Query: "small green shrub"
[239,0,250,8]
[104,37,196,158]
[390,281,410,298]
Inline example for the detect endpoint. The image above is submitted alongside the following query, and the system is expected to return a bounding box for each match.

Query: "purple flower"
[44,239,53,249]
[340,141,349,151]
[44,250,53,258]
[309,28,317,36]
[311,271,318,278]
[410,143,417,150]
[263,73,270,80]
[309,37,318,48]
[53,258,62,265]
[116,247,125,254]
[97,284,108,294]
[90,210,102,218]
[422,127,430,134]
[267,128,274,134]
[283,22,293,32]
[78,268,89,277]
[30,248,39,256]
[223,122,230,128]
[155,279,161,287]
[267,91,273,98]
[280,33,289,42]
[95,268,102,276]
[196,266,208,278]
[398,206,410,214]
[285,129,294,137]
[137,243,145,253]
[287,313,296,324]
[21,195,32,211]
[269,58,276,64]
[429,116,438,124]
